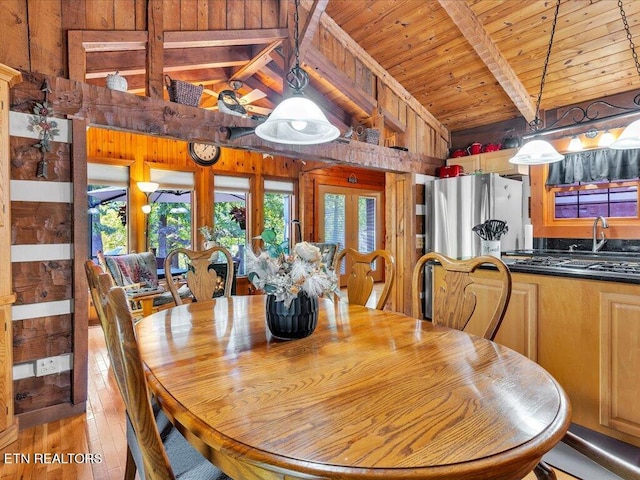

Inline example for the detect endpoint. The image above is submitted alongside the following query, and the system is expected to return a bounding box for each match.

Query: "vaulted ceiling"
[82,0,640,136]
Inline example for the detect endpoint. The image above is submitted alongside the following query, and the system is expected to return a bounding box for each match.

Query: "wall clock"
[188,142,221,166]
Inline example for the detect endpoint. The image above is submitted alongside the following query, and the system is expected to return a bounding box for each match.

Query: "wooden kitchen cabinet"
[0,64,20,449]
[516,272,640,448]
[446,148,528,176]
[433,266,640,447]
[598,291,640,439]
[432,267,538,360]
[445,154,480,174]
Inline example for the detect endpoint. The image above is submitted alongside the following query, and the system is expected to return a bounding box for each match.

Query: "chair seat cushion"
[152,285,191,307]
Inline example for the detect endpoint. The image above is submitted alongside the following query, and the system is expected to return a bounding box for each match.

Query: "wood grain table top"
[136,295,571,480]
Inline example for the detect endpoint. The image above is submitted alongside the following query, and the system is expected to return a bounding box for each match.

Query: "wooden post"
[0,63,22,449]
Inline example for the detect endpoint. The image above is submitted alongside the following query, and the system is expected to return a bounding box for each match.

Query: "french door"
[318,186,383,285]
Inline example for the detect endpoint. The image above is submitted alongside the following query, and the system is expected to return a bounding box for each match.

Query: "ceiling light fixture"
[254,0,340,145]
[610,1,640,149]
[599,130,616,147]
[510,0,564,165]
[567,136,583,152]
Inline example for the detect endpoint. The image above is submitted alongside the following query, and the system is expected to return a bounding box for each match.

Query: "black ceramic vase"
[265,292,318,340]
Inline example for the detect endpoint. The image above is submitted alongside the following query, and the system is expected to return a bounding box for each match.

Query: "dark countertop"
[501,250,640,285]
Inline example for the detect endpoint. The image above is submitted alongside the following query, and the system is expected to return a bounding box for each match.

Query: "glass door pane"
[324,193,346,251]
[358,196,377,252]
[318,186,383,284]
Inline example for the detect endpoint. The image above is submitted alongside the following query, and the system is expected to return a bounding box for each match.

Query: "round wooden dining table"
[136,295,570,480]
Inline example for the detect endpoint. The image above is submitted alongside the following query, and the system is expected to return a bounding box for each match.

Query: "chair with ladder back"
[333,248,395,310]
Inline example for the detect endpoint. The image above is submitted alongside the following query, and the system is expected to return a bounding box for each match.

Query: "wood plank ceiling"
[82,0,640,135]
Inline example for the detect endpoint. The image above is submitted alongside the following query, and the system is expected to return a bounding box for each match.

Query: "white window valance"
[87,163,129,187]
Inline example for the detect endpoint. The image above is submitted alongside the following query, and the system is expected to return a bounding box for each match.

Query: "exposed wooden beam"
[70,30,147,52]
[296,0,328,68]
[34,72,438,175]
[230,41,283,82]
[304,46,377,117]
[437,0,536,123]
[163,29,289,49]
[146,0,163,99]
[301,0,447,139]
[85,47,252,76]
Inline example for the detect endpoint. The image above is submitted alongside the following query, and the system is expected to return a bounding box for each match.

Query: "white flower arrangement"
[246,233,338,307]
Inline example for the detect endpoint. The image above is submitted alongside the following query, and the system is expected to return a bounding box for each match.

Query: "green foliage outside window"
[91,202,128,255]
[148,202,192,258]
[264,193,290,246]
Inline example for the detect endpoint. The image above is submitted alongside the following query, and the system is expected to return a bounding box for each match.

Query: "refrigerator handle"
[481,180,489,220]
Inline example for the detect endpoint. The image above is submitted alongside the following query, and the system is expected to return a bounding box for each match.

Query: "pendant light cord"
[619,0,640,79]
[530,0,561,131]
[287,0,309,93]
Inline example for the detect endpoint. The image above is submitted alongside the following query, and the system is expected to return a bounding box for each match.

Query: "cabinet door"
[433,267,538,359]
[446,155,480,175]
[600,292,640,438]
[479,149,528,176]
[465,279,538,360]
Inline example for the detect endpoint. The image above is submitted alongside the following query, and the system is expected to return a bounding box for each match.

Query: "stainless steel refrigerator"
[423,173,524,318]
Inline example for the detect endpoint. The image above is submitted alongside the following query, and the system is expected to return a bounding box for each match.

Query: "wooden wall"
[87,127,304,254]
[9,78,86,427]
[1,0,446,160]
[1,0,440,426]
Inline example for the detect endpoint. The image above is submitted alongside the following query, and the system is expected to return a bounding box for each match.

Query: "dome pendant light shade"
[255,94,340,145]
[598,130,616,147]
[609,118,640,149]
[509,139,564,165]
[255,0,339,146]
[567,136,583,152]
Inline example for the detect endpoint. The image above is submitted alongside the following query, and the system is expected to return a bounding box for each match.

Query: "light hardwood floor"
[1,323,576,480]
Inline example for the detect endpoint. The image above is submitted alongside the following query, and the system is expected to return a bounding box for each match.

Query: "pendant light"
[255,0,340,145]
[510,0,564,165]
[610,1,640,149]
[567,136,583,152]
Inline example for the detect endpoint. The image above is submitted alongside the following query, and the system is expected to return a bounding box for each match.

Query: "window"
[87,163,129,258]
[532,163,640,239]
[214,176,249,275]
[148,169,195,263]
[264,179,295,247]
[147,190,192,255]
[553,180,638,219]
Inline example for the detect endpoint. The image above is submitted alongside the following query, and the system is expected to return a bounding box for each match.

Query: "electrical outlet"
[35,356,60,377]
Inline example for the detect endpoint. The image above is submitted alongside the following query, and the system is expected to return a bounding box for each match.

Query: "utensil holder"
[481,240,501,258]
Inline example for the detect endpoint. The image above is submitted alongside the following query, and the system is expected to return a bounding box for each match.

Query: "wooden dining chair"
[411,252,512,341]
[333,248,395,310]
[85,259,115,327]
[102,286,232,480]
[164,246,234,305]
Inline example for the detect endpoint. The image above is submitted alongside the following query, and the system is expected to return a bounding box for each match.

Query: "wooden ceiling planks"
[14,0,640,144]
[323,0,640,132]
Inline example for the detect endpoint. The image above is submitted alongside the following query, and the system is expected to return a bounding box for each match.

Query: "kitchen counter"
[432,262,640,448]
[501,249,640,285]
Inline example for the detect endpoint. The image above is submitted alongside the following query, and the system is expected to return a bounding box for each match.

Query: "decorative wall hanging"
[27,80,59,179]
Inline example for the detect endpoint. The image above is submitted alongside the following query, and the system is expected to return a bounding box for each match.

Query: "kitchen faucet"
[592,216,609,252]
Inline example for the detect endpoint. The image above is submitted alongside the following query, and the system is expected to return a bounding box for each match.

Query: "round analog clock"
[188,142,221,166]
